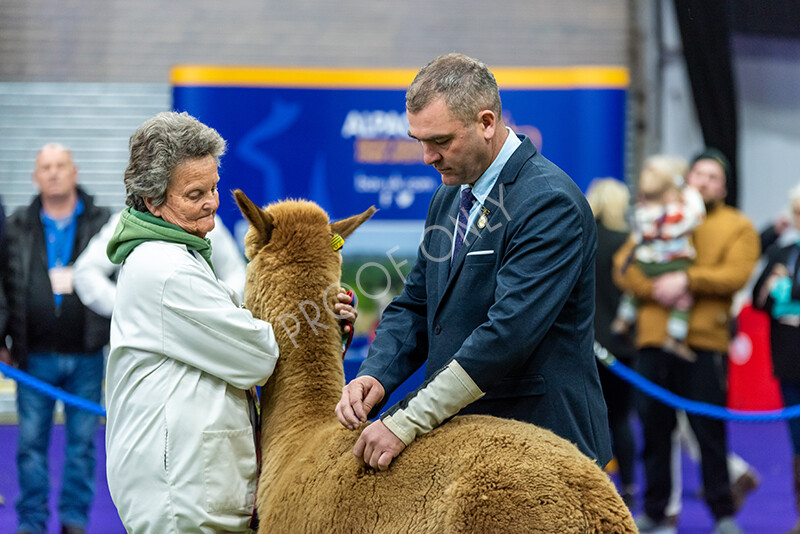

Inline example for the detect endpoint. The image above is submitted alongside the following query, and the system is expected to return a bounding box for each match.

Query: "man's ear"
[330,206,377,239]
[233,189,273,248]
[478,109,496,140]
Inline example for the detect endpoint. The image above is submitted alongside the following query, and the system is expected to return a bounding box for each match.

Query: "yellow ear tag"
[330,233,344,251]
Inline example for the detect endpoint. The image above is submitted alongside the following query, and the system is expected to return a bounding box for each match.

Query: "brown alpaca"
[234,190,636,534]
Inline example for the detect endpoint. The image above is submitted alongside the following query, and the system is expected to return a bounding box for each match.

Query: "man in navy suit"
[336,53,611,471]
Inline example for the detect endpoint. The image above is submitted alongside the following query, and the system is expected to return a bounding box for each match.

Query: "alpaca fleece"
[234,191,636,534]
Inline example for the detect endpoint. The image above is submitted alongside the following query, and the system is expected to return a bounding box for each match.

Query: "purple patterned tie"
[451,186,476,270]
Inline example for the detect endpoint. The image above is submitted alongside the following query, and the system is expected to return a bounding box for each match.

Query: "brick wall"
[0,0,628,82]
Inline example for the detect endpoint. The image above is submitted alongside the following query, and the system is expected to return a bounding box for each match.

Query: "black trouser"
[598,362,636,487]
[637,347,735,521]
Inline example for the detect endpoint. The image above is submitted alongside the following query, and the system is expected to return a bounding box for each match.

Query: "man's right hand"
[335,376,385,430]
[0,348,12,366]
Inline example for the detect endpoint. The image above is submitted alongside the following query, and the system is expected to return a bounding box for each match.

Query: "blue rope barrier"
[594,342,800,422]
[0,361,106,417]
[1,343,797,423]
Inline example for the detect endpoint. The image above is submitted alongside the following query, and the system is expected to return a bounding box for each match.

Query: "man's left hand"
[353,420,406,471]
[652,271,689,307]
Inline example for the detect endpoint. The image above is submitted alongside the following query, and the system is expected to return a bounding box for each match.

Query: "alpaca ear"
[330,206,377,239]
[233,189,274,247]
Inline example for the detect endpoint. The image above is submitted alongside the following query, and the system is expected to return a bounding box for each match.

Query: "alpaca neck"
[256,281,347,439]
[261,338,344,415]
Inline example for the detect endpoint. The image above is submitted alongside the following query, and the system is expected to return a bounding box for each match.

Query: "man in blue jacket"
[336,53,611,471]
[0,144,110,534]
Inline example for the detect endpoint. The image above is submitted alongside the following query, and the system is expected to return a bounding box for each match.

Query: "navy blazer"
[359,136,611,464]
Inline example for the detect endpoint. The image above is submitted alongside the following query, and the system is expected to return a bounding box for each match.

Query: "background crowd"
[590,150,800,534]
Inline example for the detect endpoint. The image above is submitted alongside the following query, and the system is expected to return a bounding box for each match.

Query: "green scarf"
[107,207,215,274]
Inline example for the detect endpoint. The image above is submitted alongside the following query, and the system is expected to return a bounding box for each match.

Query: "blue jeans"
[15,351,104,533]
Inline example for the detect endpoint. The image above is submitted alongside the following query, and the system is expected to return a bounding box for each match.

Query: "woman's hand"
[335,288,358,334]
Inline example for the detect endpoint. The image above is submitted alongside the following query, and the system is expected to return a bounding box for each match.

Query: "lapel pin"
[477,207,490,229]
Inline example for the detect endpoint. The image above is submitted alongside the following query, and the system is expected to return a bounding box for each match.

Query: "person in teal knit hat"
[104,111,357,533]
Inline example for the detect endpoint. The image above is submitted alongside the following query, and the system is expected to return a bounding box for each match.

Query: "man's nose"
[422,144,441,166]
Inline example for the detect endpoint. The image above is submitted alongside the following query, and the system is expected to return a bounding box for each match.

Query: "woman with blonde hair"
[587,177,630,233]
[586,177,638,507]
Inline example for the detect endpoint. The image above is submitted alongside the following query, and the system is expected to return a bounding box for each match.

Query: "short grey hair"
[36,142,72,159]
[124,111,227,212]
[34,142,75,169]
[406,53,502,124]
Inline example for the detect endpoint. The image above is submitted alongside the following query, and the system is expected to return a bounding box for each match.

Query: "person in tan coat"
[614,148,759,534]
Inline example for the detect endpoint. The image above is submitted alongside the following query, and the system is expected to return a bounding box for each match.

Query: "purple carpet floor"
[616,418,797,533]
[0,420,796,533]
[0,424,123,533]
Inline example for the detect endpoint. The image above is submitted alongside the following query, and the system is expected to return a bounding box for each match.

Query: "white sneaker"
[713,517,744,534]
[635,514,678,534]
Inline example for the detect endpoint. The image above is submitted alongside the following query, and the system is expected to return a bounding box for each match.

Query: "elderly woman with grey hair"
[104,112,355,533]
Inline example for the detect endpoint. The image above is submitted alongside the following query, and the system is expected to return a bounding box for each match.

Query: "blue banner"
[172,66,627,236]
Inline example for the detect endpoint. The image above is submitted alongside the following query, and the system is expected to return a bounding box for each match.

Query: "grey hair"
[35,143,74,165]
[37,142,71,156]
[124,111,227,212]
[406,53,502,124]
